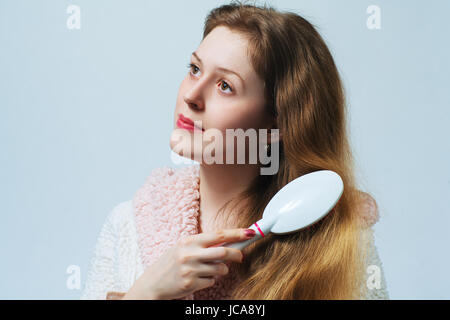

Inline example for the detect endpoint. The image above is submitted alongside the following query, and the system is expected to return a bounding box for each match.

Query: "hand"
[123,228,255,300]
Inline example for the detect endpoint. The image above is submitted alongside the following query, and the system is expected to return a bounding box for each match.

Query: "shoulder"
[356,191,380,229]
[103,200,134,234]
[109,199,133,222]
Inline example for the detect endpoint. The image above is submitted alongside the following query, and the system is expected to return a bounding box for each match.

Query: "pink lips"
[177,114,204,132]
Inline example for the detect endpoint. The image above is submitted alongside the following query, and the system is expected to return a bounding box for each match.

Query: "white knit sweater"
[81,200,144,299]
[80,199,390,300]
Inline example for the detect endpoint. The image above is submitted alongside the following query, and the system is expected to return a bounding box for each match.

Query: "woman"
[81,1,389,300]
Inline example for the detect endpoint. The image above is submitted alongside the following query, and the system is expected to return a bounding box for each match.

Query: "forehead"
[195,26,254,80]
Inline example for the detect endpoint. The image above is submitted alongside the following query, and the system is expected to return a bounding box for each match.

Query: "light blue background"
[1,0,449,299]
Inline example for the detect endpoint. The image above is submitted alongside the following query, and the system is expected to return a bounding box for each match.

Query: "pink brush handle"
[223,223,264,251]
[211,215,278,262]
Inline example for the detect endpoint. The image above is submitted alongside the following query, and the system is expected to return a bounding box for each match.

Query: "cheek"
[215,102,266,131]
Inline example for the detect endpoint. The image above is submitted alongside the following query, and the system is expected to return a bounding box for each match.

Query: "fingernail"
[244,229,256,238]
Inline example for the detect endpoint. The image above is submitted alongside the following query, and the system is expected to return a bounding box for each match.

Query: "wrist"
[122,283,160,300]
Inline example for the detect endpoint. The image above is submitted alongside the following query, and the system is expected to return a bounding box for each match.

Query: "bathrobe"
[80,164,389,300]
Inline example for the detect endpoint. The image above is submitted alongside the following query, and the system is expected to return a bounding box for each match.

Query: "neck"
[198,163,261,233]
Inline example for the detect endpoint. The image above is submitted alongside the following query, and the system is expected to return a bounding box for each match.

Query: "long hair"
[205,1,367,299]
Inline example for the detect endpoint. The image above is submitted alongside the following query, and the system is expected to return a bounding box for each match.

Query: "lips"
[178,114,204,131]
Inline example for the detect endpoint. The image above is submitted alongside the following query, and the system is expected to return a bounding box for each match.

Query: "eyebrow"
[192,51,245,89]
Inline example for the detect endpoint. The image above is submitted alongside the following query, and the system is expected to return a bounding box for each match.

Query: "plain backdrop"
[0,0,449,299]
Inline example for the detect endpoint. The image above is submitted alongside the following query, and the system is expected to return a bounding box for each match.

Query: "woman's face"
[170,26,272,164]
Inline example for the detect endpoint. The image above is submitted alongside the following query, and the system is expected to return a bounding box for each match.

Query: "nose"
[183,82,205,111]
[183,95,203,111]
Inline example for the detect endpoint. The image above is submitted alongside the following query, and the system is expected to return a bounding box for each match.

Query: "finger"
[196,246,243,263]
[195,276,216,291]
[195,262,229,278]
[195,229,254,248]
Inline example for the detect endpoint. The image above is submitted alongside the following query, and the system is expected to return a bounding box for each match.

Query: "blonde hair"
[205,1,366,299]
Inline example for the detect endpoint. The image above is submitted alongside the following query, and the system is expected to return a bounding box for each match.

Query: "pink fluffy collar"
[132,164,240,299]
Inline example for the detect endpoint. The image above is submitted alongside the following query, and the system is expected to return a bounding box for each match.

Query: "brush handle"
[224,224,263,251]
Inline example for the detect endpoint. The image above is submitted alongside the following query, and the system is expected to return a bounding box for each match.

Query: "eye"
[186,63,234,94]
[187,63,200,76]
[219,80,233,93]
